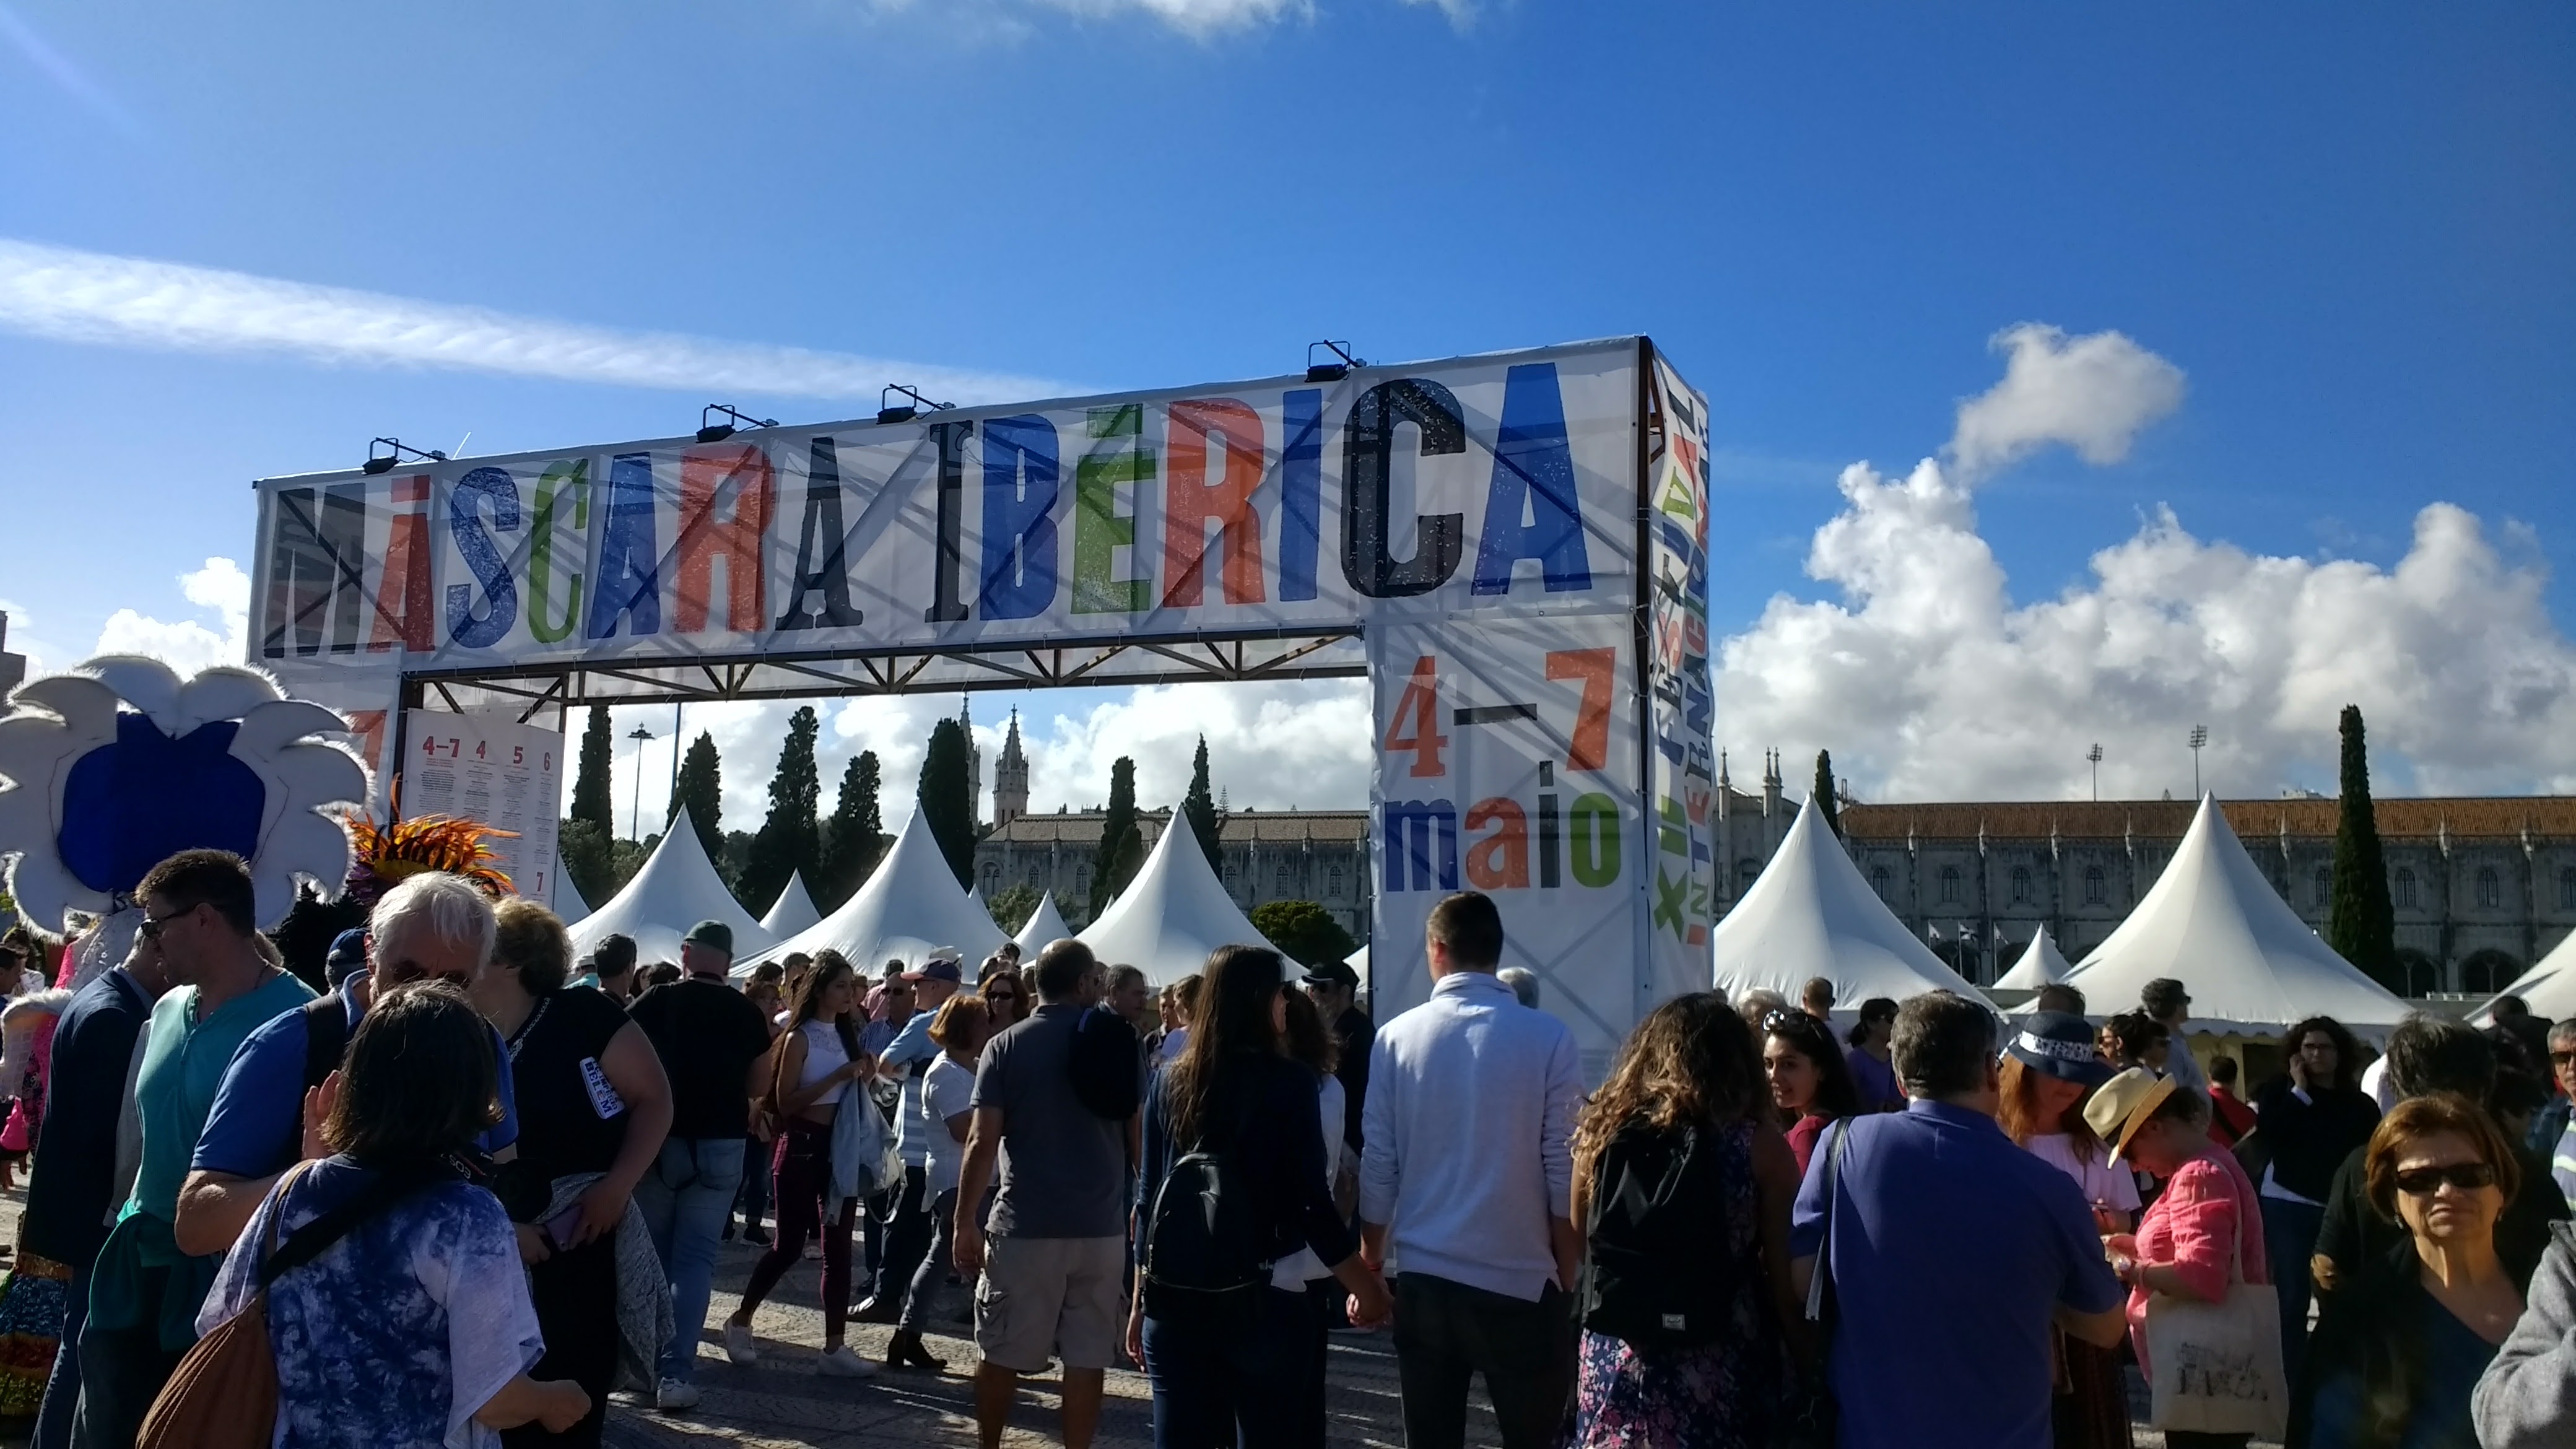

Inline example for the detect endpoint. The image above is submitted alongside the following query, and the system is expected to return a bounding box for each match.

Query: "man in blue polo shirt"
[1792,991,2127,1449]
[171,872,519,1257]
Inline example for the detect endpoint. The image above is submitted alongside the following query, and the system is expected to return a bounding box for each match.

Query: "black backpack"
[1138,1083,1267,1325]
[1067,1006,1142,1121]
[1578,1118,1745,1349]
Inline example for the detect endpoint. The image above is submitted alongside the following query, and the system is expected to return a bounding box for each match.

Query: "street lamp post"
[627,725,656,841]
[2087,743,2104,803]
[2190,724,2209,798]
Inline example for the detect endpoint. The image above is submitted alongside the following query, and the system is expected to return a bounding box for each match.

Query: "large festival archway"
[248,337,1715,1075]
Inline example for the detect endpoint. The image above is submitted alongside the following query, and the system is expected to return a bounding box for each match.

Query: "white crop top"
[798,1020,851,1091]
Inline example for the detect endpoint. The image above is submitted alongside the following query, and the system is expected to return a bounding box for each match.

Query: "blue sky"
[2,1,2572,824]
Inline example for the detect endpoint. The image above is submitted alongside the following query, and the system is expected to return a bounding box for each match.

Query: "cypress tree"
[742,707,823,913]
[1092,756,1141,920]
[568,705,616,835]
[667,731,726,875]
[2327,705,2401,990]
[1813,749,1842,838]
[818,751,883,908]
[920,718,977,888]
[1182,736,1222,870]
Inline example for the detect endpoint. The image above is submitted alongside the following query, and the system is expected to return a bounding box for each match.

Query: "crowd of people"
[20,848,2576,1449]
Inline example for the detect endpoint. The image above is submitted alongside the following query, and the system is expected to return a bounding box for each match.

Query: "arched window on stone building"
[2011,867,2032,905]
[1328,866,1345,898]
[1274,865,1293,896]
[2478,868,2502,910]
[2083,866,2106,905]
[2315,866,2331,906]
[1739,858,1762,894]
[1939,866,1962,904]
[1870,866,1891,901]
[2394,868,2417,908]
[2560,867,2575,912]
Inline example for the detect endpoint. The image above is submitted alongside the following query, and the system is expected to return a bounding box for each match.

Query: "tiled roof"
[1838,797,2576,843]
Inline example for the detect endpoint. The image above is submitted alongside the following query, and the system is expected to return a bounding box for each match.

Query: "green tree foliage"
[986,882,1040,935]
[818,751,883,909]
[569,705,616,835]
[920,718,977,888]
[1182,735,1223,870]
[1251,899,1358,967]
[1092,757,1142,919]
[558,818,649,905]
[742,707,824,913]
[668,731,727,876]
[2327,705,2401,990]
[1813,749,1842,838]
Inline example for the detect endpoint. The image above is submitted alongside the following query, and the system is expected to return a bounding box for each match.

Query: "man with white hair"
[173,871,521,1258]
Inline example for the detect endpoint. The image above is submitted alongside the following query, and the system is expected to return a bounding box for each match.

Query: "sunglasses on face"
[2552,1051,2576,1067]
[2395,1162,2498,1197]
[137,908,192,940]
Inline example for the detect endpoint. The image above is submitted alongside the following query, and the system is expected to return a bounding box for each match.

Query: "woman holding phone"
[471,899,674,1448]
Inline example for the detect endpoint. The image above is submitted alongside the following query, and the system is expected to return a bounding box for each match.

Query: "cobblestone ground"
[0,1193,2266,1448]
[605,1232,1422,1449]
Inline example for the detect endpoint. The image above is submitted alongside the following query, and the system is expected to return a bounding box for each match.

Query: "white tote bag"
[2141,1179,2289,1439]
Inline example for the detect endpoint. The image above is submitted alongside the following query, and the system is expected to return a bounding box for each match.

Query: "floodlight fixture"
[877,383,955,426]
[362,437,447,475]
[1306,340,1365,383]
[696,404,780,444]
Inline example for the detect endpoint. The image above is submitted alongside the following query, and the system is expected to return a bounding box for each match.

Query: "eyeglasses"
[2393,1162,2499,1197]
[2552,1051,2576,1066]
[137,908,192,941]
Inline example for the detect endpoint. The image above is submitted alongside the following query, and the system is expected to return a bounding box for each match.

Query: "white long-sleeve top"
[1357,969,1582,1302]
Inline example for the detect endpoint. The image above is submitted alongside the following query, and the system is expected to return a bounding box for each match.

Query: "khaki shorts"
[973,1232,1126,1372]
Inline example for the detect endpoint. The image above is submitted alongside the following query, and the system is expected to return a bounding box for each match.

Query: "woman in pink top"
[2087,1068,2272,1449]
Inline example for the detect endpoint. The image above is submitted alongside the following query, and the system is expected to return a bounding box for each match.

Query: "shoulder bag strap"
[1804,1118,1850,1324]
[258,1162,458,1290]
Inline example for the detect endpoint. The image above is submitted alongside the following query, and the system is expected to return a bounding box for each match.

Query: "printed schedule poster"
[399,710,565,908]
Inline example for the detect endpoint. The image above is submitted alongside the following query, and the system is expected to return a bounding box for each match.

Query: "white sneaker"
[723,1321,760,1367]
[655,1378,700,1411]
[816,1345,877,1378]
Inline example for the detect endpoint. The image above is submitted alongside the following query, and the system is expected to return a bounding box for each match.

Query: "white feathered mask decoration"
[0,656,368,932]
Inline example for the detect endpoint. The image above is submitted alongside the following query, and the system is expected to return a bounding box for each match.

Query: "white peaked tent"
[1710,796,1983,1007]
[967,881,995,931]
[2473,931,2576,1023]
[1993,927,2074,992]
[766,811,1005,974]
[759,872,823,938]
[567,806,775,967]
[553,874,591,929]
[1079,810,1281,985]
[2060,796,2409,1037]
[1012,891,1075,954]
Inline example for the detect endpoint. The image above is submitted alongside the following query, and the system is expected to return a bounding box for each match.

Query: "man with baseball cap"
[1302,957,1373,1155]
[855,951,967,1323]
[627,919,773,1409]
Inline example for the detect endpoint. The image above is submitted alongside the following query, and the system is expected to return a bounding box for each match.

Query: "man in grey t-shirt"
[954,938,1129,1449]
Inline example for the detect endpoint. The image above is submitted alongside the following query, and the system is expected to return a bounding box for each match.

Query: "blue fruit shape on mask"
[57,713,266,895]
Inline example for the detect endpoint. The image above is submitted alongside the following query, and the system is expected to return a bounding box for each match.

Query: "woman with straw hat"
[2086,1069,2282,1449]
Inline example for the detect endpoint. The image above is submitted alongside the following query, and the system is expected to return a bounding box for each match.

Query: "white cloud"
[1017,681,1370,812]
[1715,459,2576,802]
[839,0,1466,37]
[1947,324,2186,479]
[0,238,1064,404]
[90,557,251,679]
[596,679,1371,848]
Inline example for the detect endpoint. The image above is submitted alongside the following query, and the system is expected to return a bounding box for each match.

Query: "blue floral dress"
[1568,1118,1785,1449]
[198,1157,545,1448]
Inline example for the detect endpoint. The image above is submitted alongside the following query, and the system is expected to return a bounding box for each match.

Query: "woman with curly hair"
[1569,993,1796,1449]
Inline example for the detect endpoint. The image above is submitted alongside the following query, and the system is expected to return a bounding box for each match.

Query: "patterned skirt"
[1568,1328,1782,1449]
[0,1250,71,1417]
